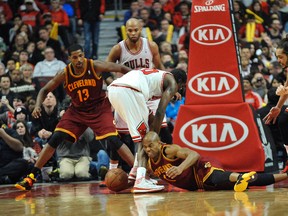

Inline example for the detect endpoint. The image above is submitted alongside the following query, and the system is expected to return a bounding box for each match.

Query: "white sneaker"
[132,178,164,193]
[146,177,158,185]
[128,167,137,181]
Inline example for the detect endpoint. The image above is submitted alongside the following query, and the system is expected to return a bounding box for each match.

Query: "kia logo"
[179,115,248,151]
[188,71,239,97]
[191,24,232,45]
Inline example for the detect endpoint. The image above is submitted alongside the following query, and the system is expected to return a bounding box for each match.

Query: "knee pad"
[48,131,72,149]
[106,136,123,150]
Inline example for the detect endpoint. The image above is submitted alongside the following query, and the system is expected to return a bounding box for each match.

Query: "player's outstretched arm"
[32,70,65,118]
[165,144,200,179]
[106,44,121,63]
[93,60,131,75]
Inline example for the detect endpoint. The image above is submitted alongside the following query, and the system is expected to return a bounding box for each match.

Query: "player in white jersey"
[106,18,172,144]
[107,68,187,193]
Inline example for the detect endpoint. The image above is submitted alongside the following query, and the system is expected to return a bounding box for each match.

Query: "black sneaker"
[99,166,108,181]
[15,174,36,191]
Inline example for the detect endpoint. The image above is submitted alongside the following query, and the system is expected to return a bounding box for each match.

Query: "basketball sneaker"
[128,166,138,181]
[99,166,108,181]
[234,171,257,192]
[132,178,164,193]
[15,173,36,191]
[128,167,158,185]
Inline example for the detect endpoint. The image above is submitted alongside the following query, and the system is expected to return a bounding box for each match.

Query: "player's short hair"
[68,44,84,56]
[278,34,288,54]
[171,69,187,84]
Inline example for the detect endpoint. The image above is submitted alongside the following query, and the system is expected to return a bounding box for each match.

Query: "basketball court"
[1,179,288,215]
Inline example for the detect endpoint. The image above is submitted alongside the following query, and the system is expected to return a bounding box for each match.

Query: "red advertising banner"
[173,0,267,172]
[186,0,243,105]
[173,103,265,172]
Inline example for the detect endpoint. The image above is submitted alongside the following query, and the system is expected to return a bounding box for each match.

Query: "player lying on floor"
[142,131,288,192]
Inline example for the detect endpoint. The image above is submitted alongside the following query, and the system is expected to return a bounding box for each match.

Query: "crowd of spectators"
[0,0,288,184]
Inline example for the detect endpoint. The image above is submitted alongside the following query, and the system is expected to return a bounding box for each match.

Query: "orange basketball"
[104,168,128,192]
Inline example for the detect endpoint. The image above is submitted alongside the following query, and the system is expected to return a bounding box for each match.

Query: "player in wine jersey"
[143,131,288,192]
[106,18,173,144]
[107,68,186,193]
[15,44,135,191]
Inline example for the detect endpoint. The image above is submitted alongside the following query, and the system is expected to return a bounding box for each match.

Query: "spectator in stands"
[4,33,27,63]
[249,0,271,29]
[18,50,33,68]
[30,38,46,65]
[173,1,190,31]
[123,0,140,25]
[0,0,13,23]
[57,126,93,181]
[61,0,77,37]
[233,0,246,33]
[243,75,263,110]
[149,1,165,27]
[0,94,26,128]
[49,0,71,48]
[89,139,109,180]
[267,18,286,44]
[14,23,34,45]
[33,47,66,102]
[5,59,16,75]
[37,26,66,62]
[30,91,58,141]
[251,72,268,100]
[76,0,105,59]
[9,15,23,44]
[160,18,178,45]
[238,14,265,43]
[20,63,40,93]
[0,12,12,47]
[26,41,36,62]
[13,120,36,167]
[0,124,29,184]
[0,74,16,112]
[139,7,157,30]
[151,24,166,46]
[258,36,277,68]
[19,0,43,30]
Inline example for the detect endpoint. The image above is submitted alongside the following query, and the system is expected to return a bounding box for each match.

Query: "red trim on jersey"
[110,84,140,92]
[124,38,143,55]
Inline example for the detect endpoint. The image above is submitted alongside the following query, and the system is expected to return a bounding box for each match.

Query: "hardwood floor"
[0,179,288,215]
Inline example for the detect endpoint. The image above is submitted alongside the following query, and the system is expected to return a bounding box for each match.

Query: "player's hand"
[32,106,42,118]
[263,106,281,124]
[166,166,182,179]
[173,92,182,101]
[276,85,288,96]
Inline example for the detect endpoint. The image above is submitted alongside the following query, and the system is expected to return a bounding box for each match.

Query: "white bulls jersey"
[119,37,153,69]
[108,68,171,141]
[110,68,170,101]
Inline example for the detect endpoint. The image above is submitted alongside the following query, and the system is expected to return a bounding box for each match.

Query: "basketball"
[105,168,128,192]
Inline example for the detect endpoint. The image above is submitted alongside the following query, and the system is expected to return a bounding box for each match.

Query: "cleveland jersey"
[148,145,223,191]
[119,37,153,69]
[110,68,170,101]
[63,59,106,111]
